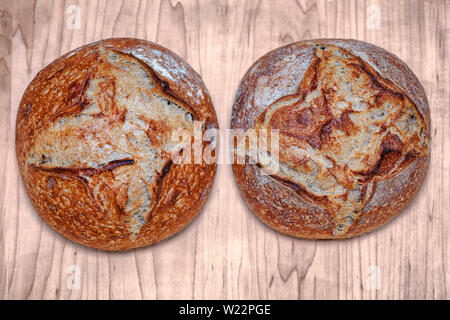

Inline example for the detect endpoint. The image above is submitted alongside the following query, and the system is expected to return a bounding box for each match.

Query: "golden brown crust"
[231,39,431,239]
[16,38,218,250]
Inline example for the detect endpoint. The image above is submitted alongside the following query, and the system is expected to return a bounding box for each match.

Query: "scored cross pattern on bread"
[250,44,429,236]
[26,47,196,238]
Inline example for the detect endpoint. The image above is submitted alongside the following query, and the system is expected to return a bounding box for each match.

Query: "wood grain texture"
[0,0,449,300]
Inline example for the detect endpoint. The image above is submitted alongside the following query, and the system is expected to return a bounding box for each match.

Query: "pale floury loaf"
[231,39,430,238]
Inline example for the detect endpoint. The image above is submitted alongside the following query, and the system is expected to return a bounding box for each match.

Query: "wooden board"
[0,0,449,300]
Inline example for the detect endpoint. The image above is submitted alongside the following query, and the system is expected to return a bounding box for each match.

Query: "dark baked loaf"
[231,39,430,239]
[16,38,218,250]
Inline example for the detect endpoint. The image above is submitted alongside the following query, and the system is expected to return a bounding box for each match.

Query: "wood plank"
[0,0,448,299]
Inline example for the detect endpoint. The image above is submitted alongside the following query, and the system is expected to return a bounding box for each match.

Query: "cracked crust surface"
[231,39,431,239]
[16,38,218,250]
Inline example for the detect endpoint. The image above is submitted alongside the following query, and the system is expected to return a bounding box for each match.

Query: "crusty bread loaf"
[16,38,218,250]
[231,39,431,239]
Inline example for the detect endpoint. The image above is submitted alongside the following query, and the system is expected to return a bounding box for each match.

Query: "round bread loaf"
[231,39,431,239]
[16,38,218,250]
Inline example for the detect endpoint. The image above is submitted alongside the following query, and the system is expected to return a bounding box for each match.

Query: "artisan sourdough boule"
[231,39,431,239]
[16,38,218,250]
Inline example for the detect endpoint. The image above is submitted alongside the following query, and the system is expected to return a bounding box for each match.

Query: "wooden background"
[0,0,449,300]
